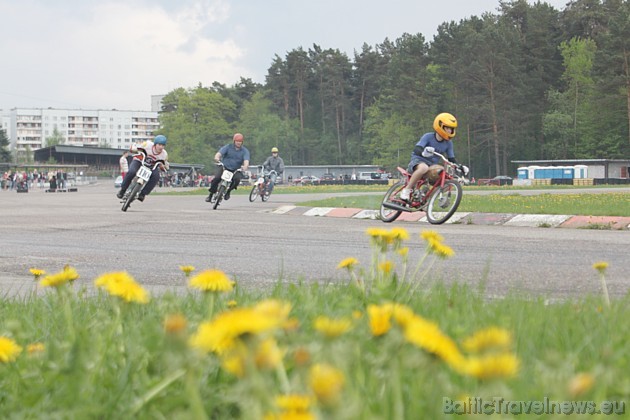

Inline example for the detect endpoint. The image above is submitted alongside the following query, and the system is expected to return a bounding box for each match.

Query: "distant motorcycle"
[249,166,277,202]
[380,151,469,224]
[208,162,241,210]
[121,149,165,212]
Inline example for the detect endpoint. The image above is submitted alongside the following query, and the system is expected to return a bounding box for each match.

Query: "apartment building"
[7,108,159,160]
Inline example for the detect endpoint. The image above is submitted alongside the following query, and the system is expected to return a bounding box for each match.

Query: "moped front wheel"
[213,185,225,210]
[425,180,462,224]
[261,185,271,202]
[249,185,259,202]
[379,182,404,223]
[122,180,142,212]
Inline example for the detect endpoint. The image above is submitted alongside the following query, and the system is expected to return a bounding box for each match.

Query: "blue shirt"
[219,143,250,171]
[410,132,455,165]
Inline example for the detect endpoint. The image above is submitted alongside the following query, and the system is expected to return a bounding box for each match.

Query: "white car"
[114,176,123,188]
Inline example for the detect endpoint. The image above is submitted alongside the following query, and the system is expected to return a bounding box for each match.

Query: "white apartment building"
[7,108,159,160]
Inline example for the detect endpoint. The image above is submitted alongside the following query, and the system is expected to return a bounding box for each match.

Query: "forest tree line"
[158,0,630,178]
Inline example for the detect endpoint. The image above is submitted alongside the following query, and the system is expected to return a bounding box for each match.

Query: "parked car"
[320,173,335,181]
[114,176,123,188]
[293,175,320,185]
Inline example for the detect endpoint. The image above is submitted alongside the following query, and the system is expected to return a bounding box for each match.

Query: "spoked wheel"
[379,182,405,223]
[425,180,462,224]
[213,185,225,210]
[249,185,259,202]
[121,181,141,212]
[261,186,271,202]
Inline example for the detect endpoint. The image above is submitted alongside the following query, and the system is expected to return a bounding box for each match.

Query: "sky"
[0,0,569,111]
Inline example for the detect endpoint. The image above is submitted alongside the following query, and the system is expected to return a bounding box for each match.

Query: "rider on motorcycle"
[116,134,169,202]
[262,147,285,193]
[205,133,250,202]
[400,113,467,201]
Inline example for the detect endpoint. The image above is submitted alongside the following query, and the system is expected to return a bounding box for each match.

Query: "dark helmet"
[154,135,167,145]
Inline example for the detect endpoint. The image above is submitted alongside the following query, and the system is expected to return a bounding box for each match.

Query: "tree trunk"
[624,48,630,145]
[489,78,501,176]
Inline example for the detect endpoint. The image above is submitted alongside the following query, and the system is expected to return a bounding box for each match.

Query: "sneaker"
[116,191,124,199]
[399,188,411,201]
[137,194,145,202]
[205,193,213,202]
[224,190,231,200]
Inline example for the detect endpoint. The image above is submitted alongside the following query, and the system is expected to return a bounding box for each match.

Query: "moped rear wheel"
[121,180,141,212]
[379,182,404,223]
[425,180,462,224]
[249,185,259,202]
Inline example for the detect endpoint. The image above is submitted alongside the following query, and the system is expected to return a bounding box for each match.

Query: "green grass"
[300,192,630,217]
[1,232,626,418]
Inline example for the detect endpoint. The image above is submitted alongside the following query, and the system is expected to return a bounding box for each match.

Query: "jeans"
[120,159,160,196]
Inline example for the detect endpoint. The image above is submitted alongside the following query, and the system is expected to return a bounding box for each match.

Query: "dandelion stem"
[599,273,611,307]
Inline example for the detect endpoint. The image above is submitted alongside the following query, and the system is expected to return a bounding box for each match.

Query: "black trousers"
[120,159,160,196]
[209,166,242,194]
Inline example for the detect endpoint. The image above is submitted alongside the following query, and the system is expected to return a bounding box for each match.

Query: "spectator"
[119,151,129,179]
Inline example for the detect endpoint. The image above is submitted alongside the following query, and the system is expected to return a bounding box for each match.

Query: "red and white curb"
[265,206,630,230]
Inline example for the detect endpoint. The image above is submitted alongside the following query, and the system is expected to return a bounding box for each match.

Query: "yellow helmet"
[433,112,457,140]
[271,147,279,153]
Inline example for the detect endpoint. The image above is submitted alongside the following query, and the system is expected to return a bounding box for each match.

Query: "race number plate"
[221,170,234,182]
[137,166,152,182]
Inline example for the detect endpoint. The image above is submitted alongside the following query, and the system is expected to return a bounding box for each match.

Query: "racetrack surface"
[1,183,628,300]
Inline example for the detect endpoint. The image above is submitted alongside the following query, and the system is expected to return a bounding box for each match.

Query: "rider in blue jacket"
[205,133,250,202]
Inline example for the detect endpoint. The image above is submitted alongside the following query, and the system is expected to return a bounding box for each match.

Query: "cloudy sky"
[0,0,568,111]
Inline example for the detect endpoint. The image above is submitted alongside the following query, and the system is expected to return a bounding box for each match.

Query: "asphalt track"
[1,182,628,300]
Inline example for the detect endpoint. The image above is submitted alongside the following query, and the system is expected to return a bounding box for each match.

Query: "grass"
[299,191,630,217]
[1,230,626,418]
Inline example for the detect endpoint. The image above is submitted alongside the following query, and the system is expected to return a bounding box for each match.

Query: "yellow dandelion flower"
[189,269,234,293]
[264,412,315,420]
[396,247,409,257]
[255,337,285,369]
[309,363,345,406]
[337,257,359,270]
[427,239,455,259]
[367,304,392,336]
[378,260,394,273]
[40,266,80,288]
[94,272,148,303]
[227,299,238,308]
[568,373,595,397]
[383,302,416,328]
[179,265,195,276]
[283,317,300,332]
[27,342,45,354]
[462,327,512,353]
[275,394,313,412]
[313,316,353,338]
[421,230,444,243]
[253,299,293,321]
[592,261,608,274]
[390,227,409,241]
[403,315,465,369]
[0,336,22,363]
[94,271,135,289]
[221,353,245,377]
[163,314,187,334]
[366,227,391,239]
[189,307,282,354]
[110,280,150,304]
[29,268,45,279]
[292,347,311,366]
[462,352,520,379]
